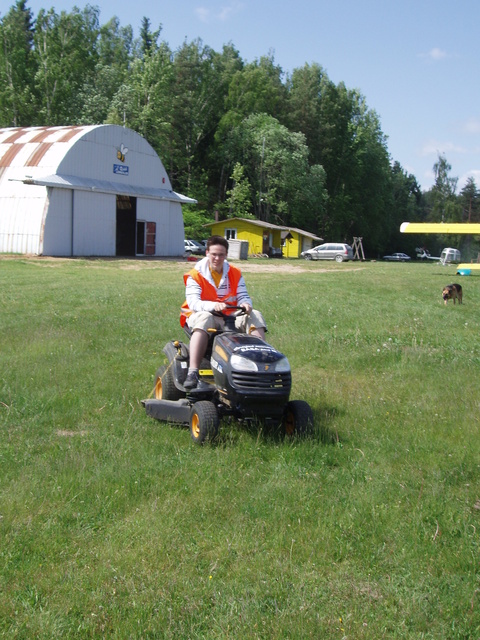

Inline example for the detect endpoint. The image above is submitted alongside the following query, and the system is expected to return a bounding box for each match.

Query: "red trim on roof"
[0,144,23,167]
[58,127,84,142]
[30,128,55,143]
[25,143,54,167]
[3,129,30,143]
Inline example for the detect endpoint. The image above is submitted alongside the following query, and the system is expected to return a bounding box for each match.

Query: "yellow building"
[205,217,322,258]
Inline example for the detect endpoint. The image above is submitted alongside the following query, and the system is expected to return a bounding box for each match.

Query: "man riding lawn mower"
[143,236,314,443]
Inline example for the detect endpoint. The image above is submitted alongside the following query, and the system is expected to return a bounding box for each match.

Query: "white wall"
[73,191,116,256]
[42,187,72,255]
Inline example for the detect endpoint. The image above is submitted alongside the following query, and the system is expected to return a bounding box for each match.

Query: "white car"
[184,239,205,256]
[301,243,353,262]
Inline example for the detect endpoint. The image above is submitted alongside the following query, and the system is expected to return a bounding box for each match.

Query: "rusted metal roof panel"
[0,144,24,167]
[2,128,30,143]
[30,128,58,143]
[0,126,96,171]
[25,143,54,167]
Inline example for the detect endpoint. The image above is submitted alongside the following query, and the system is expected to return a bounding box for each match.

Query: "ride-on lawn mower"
[143,308,314,444]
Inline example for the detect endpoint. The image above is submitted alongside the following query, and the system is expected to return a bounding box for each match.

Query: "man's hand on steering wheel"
[212,303,249,315]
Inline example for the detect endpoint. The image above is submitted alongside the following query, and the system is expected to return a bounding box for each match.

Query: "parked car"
[301,243,353,262]
[184,239,205,256]
[383,252,411,262]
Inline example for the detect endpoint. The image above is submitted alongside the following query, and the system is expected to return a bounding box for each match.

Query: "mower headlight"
[274,357,290,372]
[231,354,258,372]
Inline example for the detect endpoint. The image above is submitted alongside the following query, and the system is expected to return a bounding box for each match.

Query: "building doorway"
[262,233,270,254]
[116,195,137,256]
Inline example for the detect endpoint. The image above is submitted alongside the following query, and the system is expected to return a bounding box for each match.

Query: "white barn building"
[0,124,194,256]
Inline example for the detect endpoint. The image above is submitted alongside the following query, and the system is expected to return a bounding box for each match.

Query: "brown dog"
[442,283,463,305]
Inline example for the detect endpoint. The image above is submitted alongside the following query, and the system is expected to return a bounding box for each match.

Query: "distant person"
[180,235,266,389]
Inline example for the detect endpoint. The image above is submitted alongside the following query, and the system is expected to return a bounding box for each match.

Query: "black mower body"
[210,332,291,420]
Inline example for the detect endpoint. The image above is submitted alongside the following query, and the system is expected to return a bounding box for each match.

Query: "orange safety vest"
[180,264,242,327]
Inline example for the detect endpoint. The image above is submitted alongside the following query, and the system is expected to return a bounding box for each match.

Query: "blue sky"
[23,0,480,192]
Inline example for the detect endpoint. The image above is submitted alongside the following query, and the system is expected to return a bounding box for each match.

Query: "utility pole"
[259,136,265,220]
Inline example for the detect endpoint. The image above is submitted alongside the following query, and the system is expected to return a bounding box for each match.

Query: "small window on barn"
[117,194,133,209]
[225,228,237,240]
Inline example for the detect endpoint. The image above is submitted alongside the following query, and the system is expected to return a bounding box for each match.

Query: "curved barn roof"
[0,125,195,203]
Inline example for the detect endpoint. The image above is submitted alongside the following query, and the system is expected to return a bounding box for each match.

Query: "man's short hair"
[207,235,228,252]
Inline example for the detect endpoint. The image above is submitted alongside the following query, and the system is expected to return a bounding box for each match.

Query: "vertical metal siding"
[42,187,72,255]
[73,190,115,256]
[0,194,45,254]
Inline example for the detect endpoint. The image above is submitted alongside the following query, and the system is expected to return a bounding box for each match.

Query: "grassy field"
[1,255,479,639]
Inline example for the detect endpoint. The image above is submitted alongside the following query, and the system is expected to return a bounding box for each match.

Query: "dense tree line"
[1,1,479,257]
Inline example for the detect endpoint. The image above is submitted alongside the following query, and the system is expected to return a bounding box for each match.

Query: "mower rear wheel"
[282,400,314,437]
[190,401,219,444]
[154,365,183,401]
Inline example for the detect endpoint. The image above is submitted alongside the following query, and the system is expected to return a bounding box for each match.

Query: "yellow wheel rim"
[154,377,163,399]
[191,414,200,439]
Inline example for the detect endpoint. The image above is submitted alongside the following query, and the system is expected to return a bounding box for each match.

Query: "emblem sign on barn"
[114,143,129,175]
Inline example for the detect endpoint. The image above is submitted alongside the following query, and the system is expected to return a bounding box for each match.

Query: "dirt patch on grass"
[0,254,366,274]
[237,261,366,274]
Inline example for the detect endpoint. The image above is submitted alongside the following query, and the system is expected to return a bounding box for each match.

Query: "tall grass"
[1,256,479,638]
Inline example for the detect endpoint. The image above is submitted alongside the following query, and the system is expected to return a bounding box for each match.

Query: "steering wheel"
[211,305,247,317]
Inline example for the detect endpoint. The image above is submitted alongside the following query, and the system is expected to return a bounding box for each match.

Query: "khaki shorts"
[187,309,266,334]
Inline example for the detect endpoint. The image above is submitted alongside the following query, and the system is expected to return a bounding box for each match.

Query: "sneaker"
[184,370,199,389]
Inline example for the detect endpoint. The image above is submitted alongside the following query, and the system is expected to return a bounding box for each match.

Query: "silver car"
[184,239,205,256]
[383,252,411,262]
[301,243,354,262]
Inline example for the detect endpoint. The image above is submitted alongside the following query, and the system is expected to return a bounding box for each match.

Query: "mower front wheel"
[190,401,219,444]
[282,400,314,437]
